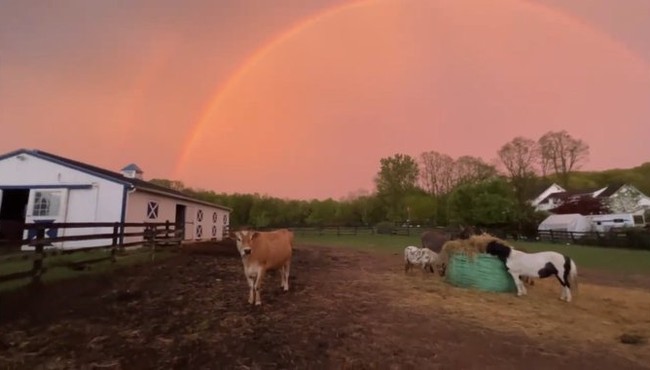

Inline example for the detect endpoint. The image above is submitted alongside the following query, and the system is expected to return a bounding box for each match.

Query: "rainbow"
[174,0,649,176]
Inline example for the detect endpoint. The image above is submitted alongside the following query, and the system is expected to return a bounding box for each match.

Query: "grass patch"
[0,248,174,293]
[296,234,650,274]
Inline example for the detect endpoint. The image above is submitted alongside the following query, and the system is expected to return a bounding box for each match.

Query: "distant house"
[528,183,566,212]
[0,149,232,250]
[531,182,650,214]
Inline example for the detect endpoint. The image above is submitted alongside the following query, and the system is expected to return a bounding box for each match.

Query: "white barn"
[0,149,232,250]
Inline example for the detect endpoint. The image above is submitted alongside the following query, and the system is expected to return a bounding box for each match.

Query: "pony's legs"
[509,272,526,296]
[555,271,572,302]
[564,287,572,302]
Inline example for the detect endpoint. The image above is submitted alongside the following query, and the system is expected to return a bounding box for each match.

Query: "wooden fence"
[262,226,426,236]
[537,229,650,249]
[260,226,650,250]
[0,221,183,285]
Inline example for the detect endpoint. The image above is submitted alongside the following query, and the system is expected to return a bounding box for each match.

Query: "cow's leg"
[253,269,266,306]
[282,260,291,291]
[246,274,256,305]
[279,266,286,289]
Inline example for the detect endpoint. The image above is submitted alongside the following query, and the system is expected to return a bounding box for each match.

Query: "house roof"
[526,181,565,201]
[0,148,232,212]
[537,188,603,205]
[596,183,625,198]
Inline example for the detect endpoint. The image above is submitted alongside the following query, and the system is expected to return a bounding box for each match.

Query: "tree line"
[152,130,650,233]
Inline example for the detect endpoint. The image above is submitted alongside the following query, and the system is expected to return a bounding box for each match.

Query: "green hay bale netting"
[445,252,517,293]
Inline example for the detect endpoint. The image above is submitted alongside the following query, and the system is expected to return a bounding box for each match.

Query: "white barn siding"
[54,185,124,249]
[0,153,124,250]
[125,190,229,244]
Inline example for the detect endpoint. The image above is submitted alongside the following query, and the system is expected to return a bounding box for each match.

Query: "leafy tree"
[403,193,437,225]
[305,199,338,226]
[374,154,420,220]
[448,178,517,226]
[538,130,589,187]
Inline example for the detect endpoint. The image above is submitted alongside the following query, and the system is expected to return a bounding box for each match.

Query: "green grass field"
[295,234,650,274]
[0,248,173,293]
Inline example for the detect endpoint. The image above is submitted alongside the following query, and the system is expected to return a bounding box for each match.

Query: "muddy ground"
[0,242,648,370]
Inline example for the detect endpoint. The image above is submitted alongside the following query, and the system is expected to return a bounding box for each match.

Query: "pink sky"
[2,0,650,200]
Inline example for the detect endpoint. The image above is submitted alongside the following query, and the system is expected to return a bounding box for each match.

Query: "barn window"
[32,191,61,216]
[223,214,228,224]
[633,215,644,225]
[212,212,218,223]
[147,201,159,219]
[196,224,203,238]
[212,225,217,237]
[197,209,203,222]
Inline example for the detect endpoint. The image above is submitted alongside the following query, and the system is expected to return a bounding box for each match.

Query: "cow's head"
[234,230,259,257]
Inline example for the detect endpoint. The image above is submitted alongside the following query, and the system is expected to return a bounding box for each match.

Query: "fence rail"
[253,225,650,250]
[0,220,183,286]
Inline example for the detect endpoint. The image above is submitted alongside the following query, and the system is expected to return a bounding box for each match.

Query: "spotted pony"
[404,246,439,275]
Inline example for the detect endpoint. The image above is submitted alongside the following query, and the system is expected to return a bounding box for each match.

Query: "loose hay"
[437,233,514,269]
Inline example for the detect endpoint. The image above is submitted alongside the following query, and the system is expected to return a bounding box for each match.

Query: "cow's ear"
[251,232,260,240]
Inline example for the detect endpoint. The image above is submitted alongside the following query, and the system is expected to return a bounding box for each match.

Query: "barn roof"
[0,148,232,212]
[121,163,143,173]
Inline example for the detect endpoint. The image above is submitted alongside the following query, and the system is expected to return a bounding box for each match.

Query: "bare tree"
[498,137,539,179]
[497,136,539,204]
[453,155,498,185]
[538,130,590,187]
[419,151,455,196]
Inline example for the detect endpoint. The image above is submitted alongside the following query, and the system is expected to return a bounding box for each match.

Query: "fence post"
[337,226,340,236]
[110,222,119,263]
[549,229,555,243]
[149,225,157,262]
[31,225,46,285]
[165,220,171,244]
[569,231,576,244]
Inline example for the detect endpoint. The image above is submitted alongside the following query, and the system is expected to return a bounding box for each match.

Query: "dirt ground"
[1,242,649,370]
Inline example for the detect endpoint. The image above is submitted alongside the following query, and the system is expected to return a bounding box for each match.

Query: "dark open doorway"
[175,204,186,240]
[0,189,30,244]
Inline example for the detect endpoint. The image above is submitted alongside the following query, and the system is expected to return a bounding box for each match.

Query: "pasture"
[0,237,649,369]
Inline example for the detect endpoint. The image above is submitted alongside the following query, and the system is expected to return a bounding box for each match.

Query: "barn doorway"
[0,189,30,246]
[175,204,186,240]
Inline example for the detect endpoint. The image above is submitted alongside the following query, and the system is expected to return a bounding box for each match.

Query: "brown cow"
[233,229,293,306]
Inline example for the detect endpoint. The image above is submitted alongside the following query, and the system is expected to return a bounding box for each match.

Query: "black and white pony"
[485,240,579,302]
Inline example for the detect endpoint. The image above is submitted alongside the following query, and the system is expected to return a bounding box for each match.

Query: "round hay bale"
[445,252,517,293]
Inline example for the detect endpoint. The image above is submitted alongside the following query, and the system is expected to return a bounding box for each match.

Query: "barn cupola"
[121,163,144,180]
